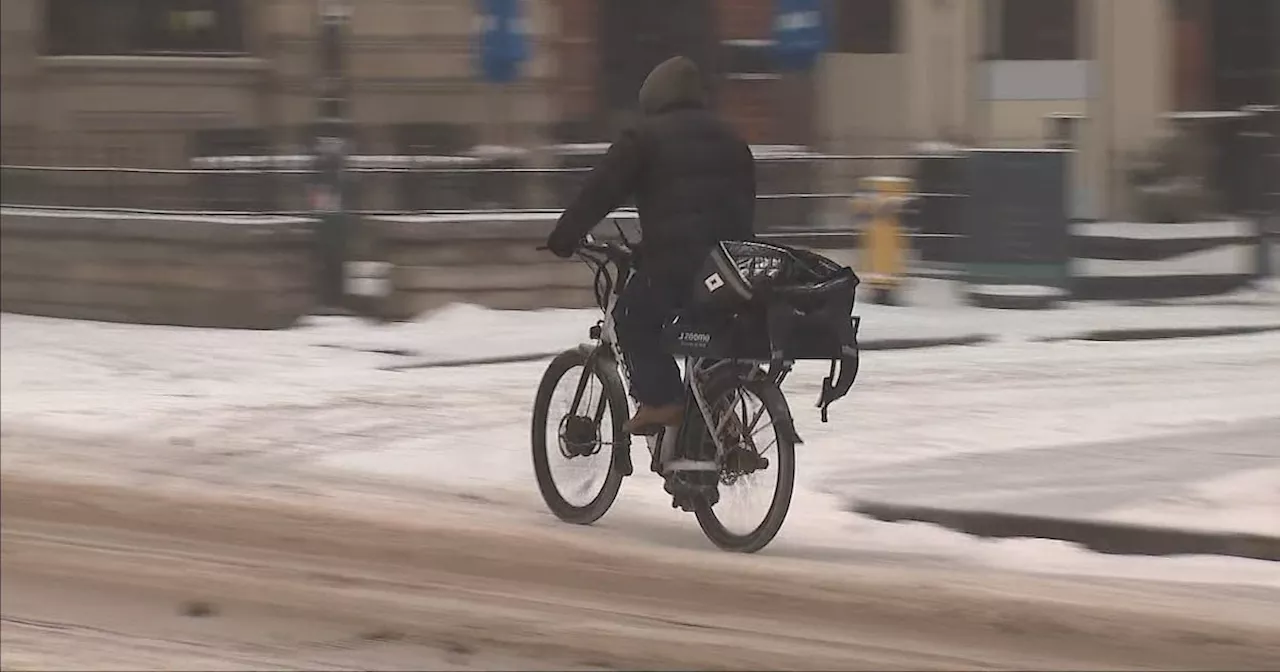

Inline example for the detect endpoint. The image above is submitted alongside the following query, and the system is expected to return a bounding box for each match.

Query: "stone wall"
[366,213,608,319]
[5,207,1267,332]
[0,208,316,328]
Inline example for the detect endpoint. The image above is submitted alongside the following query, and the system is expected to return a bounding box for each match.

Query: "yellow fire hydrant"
[852,176,915,305]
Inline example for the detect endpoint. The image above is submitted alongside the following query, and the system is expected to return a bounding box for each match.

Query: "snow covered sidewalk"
[847,421,1280,560]
[296,278,1280,368]
[4,301,1279,560]
[1107,466,1280,537]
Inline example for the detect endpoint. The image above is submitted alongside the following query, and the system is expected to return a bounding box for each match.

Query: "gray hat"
[638,56,708,115]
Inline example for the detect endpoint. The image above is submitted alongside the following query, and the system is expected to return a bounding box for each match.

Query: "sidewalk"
[302,277,1280,368]
[845,418,1280,561]
[3,304,1277,571]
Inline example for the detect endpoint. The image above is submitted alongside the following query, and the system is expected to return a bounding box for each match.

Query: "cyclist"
[545,55,757,435]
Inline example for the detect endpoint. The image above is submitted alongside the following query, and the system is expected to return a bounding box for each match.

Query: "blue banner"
[478,0,528,83]
[772,0,826,71]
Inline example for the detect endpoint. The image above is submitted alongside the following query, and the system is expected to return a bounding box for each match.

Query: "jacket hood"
[638,56,707,115]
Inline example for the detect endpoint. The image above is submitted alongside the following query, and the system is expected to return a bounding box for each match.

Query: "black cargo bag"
[670,240,862,422]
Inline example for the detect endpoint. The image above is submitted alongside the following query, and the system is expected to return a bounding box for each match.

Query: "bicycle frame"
[537,229,814,550]
[571,236,772,478]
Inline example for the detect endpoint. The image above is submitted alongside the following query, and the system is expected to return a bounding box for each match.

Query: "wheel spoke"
[753,435,778,457]
[542,363,614,510]
[713,389,743,436]
[745,403,769,438]
[701,384,789,545]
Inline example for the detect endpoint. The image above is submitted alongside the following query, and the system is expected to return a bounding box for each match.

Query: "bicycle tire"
[531,347,630,525]
[693,376,796,553]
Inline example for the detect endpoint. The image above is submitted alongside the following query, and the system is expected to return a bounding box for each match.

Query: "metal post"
[1242,105,1279,281]
[311,0,352,313]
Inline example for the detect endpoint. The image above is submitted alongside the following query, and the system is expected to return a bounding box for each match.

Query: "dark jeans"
[614,270,688,406]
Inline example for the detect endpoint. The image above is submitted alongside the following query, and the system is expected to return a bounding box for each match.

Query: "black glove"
[545,230,578,259]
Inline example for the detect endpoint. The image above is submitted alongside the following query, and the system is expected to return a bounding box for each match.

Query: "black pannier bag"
[664,240,862,422]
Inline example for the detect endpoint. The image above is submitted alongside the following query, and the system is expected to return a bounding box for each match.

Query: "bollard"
[852,176,915,306]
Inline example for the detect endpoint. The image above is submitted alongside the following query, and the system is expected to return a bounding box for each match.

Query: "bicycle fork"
[572,344,633,476]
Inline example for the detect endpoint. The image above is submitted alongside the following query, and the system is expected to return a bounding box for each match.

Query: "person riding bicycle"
[545,55,757,436]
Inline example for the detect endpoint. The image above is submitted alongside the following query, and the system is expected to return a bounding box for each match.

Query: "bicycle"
[531,223,860,553]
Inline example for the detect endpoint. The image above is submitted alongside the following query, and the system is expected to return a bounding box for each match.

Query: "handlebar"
[539,235,632,264]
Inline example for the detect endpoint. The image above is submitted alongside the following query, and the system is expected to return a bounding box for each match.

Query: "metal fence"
[0,144,964,214]
[0,145,975,264]
[4,116,1273,273]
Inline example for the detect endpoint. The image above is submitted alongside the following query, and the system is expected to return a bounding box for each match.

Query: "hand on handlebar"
[542,232,630,261]
[543,231,579,258]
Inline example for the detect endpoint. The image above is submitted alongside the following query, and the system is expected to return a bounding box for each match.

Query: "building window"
[988,0,1078,60]
[720,39,779,80]
[831,0,900,55]
[45,0,247,57]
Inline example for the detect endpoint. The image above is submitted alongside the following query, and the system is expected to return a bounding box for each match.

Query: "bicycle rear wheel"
[694,377,796,553]
[531,348,629,525]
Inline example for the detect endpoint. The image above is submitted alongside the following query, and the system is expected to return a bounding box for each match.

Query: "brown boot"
[623,403,684,436]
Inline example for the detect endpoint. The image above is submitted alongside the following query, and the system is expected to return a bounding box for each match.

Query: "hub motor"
[558,414,601,458]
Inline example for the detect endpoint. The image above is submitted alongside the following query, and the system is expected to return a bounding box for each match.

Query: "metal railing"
[0,159,975,275]
[0,150,967,216]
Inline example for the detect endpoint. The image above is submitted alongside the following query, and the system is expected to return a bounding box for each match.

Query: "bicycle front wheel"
[531,348,629,525]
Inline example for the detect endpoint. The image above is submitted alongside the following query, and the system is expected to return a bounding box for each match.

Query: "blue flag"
[478,0,528,83]
[772,0,826,71]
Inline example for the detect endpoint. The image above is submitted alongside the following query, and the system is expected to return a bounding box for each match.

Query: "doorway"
[596,0,716,133]
[1172,0,1278,111]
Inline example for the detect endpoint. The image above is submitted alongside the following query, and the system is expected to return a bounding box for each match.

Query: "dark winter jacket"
[547,56,756,279]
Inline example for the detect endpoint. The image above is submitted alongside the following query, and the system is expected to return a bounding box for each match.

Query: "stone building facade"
[1,0,1274,218]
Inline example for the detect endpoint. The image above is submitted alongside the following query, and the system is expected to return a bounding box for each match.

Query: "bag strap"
[764,300,798,368]
[815,316,862,422]
[818,359,838,423]
[817,344,860,422]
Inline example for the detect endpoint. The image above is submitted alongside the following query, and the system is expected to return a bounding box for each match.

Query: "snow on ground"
[3,304,1280,586]
[308,303,586,360]
[295,279,1280,363]
[1106,467,1280,536]
[5,311,1278,477]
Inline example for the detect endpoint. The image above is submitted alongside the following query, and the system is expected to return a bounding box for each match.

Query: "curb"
[965,287,1065,311]
[860,334,994,351]
[374,334,996,371]
[380,351,563,371]
[1038,323,1280,343]
[851,500,1280,562]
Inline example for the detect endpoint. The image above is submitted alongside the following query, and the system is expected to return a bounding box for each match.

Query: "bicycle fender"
[575,342,603,360]
[753,380,804,446]
[575,342,631,445]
